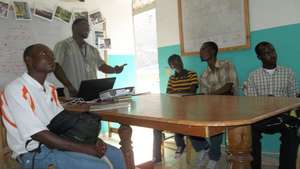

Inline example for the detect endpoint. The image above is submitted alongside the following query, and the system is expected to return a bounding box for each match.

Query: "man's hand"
[114,64,127,74]
[95,139,107,157]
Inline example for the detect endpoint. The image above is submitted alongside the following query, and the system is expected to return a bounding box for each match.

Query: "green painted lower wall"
[107,54,136,88]
[158,23,300,153]
[101,54,136,133]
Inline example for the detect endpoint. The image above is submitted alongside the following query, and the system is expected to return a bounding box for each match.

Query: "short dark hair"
[255,41,273,56]
[72,18,88,30]
[201,41,218,56]
[23,44,37,61]
[168,54,181,65]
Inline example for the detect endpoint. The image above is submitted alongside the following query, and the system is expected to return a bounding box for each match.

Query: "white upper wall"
[20,0,135,55]
[156,0,300,47]
[87,0,135,55]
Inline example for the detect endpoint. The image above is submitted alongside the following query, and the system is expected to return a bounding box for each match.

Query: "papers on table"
[89,101,130,112]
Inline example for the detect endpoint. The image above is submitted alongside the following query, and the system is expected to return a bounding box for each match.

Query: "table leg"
[227,125,252,169]
[118,124,135,169]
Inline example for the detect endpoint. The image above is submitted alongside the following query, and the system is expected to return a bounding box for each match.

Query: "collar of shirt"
[174,69,189,78]
[207,60,222,72]
[22,73,48,92]
[263,67,278,75]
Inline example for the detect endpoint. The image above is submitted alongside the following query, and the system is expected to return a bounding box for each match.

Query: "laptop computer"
[77,77,116,101]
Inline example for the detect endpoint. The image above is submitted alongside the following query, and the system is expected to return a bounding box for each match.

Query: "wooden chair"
[108,122,118,137]
[0,119,20,169]
[160,131,192,163]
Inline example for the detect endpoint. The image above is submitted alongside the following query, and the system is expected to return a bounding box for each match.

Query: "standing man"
[196,41,239,169]
[1,44,126,169]
[54,18,126,96]
[245,41,299,169]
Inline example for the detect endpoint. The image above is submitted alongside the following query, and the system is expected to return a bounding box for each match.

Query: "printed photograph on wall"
[95,31,105,49]
[104,38,111,49]
[54,6,72,23]
[34,2,54,21]
[13,1,32,20]
[89,11,103,25]
[73,11,88,20]
[0,0,9,18]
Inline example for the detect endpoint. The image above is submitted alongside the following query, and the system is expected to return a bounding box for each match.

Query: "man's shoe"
[196,149,209,167]
[206,160,217,169]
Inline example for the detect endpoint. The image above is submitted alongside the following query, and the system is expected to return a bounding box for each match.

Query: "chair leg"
[108,122,112,138]
[186,137,192,164]
[161,133,165,161]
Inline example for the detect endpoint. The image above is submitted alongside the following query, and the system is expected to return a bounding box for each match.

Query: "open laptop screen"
[77,77,116,101]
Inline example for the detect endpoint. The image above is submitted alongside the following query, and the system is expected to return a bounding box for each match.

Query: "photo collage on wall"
[0,0,104,25]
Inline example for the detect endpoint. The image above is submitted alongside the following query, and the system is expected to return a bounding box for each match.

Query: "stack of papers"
[89,101,130,111]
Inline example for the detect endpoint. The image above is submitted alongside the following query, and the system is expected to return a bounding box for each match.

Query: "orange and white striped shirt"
[0,73,63,158]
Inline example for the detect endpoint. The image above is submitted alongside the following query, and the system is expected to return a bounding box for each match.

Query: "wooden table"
[90,94,300,169]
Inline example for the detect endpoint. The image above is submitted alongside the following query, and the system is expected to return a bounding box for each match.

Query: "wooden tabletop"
[91,94,300,127]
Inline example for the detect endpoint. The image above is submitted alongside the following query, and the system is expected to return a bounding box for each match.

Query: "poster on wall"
[0,0,9,18]
[103,38,111,49]
[95,31,104,49]
[54,6,72,23]
[89,11,103,25]
[34,2,54,21]
[73,10,88,20]
[13,1,32,20]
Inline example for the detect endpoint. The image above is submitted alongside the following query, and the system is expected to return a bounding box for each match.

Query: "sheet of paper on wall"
[103,38,111,49]
[34,1,55,21]
[13,1,32,20]
[94,31,104,49]
[54,6,72,23]
[89,10,103,25]
[72,8,88,20]
[0,0,9,18]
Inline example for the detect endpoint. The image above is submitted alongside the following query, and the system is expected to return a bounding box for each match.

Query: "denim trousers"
[251,116,299,169]
[190,133,223,161]
[153,129,223,161]
[19,144,126,169]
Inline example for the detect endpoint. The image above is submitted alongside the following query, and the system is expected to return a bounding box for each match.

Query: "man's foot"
[196,149,209,167]
[174,146,185,159]
[206,160,217,169]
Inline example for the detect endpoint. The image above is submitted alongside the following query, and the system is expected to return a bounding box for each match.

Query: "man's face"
[74,20,90,39]
[200,46,212,62]
[30,45,56,73]
[169,59,183,73]
[259,44,277,67]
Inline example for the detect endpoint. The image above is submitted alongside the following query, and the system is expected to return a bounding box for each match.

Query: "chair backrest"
[0,90,20,169]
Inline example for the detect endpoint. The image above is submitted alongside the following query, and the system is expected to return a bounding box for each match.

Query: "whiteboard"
[178,0,250,56]
[0,10,97,88]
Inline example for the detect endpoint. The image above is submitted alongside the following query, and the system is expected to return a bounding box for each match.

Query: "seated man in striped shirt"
[153,54,198,162]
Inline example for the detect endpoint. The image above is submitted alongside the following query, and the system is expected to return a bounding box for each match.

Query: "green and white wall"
[89,0,135,132]
[156,0,300,153]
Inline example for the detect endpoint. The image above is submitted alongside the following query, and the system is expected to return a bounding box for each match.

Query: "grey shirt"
[54,37,104,90]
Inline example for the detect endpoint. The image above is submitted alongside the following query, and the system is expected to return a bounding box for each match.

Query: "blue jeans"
[190,133,223,161]
[19,144,126,169]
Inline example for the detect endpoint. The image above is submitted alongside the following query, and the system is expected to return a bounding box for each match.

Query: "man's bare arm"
[54,63,77,96]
